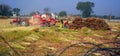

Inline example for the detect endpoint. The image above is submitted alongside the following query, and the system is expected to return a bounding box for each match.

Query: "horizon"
[0,0,120,17]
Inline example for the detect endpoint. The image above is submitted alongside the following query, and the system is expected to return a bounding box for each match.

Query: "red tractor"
[10,13,57,27]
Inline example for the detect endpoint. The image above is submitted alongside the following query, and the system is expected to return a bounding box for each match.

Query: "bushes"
[0,16,8,19]
[69,17,110,30]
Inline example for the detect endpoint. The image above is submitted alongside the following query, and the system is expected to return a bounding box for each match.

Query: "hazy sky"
[0,0,120,16]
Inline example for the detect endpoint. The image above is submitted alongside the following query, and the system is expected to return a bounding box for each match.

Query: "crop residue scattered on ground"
[0,19,120,56]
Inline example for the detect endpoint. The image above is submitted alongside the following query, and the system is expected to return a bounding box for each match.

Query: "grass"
[0,19,120,56]
[0,30,32,42]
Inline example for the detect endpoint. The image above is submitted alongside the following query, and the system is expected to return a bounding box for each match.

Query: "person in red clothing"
[64,20,69,28]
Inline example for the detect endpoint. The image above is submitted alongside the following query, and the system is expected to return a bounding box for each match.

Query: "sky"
[0,0,120,16]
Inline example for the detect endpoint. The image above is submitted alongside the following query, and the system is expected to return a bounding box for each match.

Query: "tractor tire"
[20,21,29,26]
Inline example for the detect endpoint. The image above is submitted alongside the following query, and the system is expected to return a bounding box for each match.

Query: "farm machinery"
[10,13,57,27]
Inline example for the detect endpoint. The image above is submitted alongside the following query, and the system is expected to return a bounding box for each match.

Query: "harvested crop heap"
[69,17,110,30]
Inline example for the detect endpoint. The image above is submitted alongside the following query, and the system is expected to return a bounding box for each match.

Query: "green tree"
[76,1,94,18]
[58,11,67,17]
[43,8,50,14]
[0,4,12,16]
[29,11,40,16]
[29,11,35,16]
[13,8,20,16]
[111,16,115,19]
[103,15,108,19]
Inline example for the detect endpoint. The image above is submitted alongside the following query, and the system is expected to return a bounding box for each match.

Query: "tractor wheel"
[20,21,29,26]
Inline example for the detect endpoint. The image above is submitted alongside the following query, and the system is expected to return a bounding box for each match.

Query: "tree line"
[0,4,20,17]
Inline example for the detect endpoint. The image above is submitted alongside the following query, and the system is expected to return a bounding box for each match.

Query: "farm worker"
[60,19,64,28]
[64,20,68,28]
